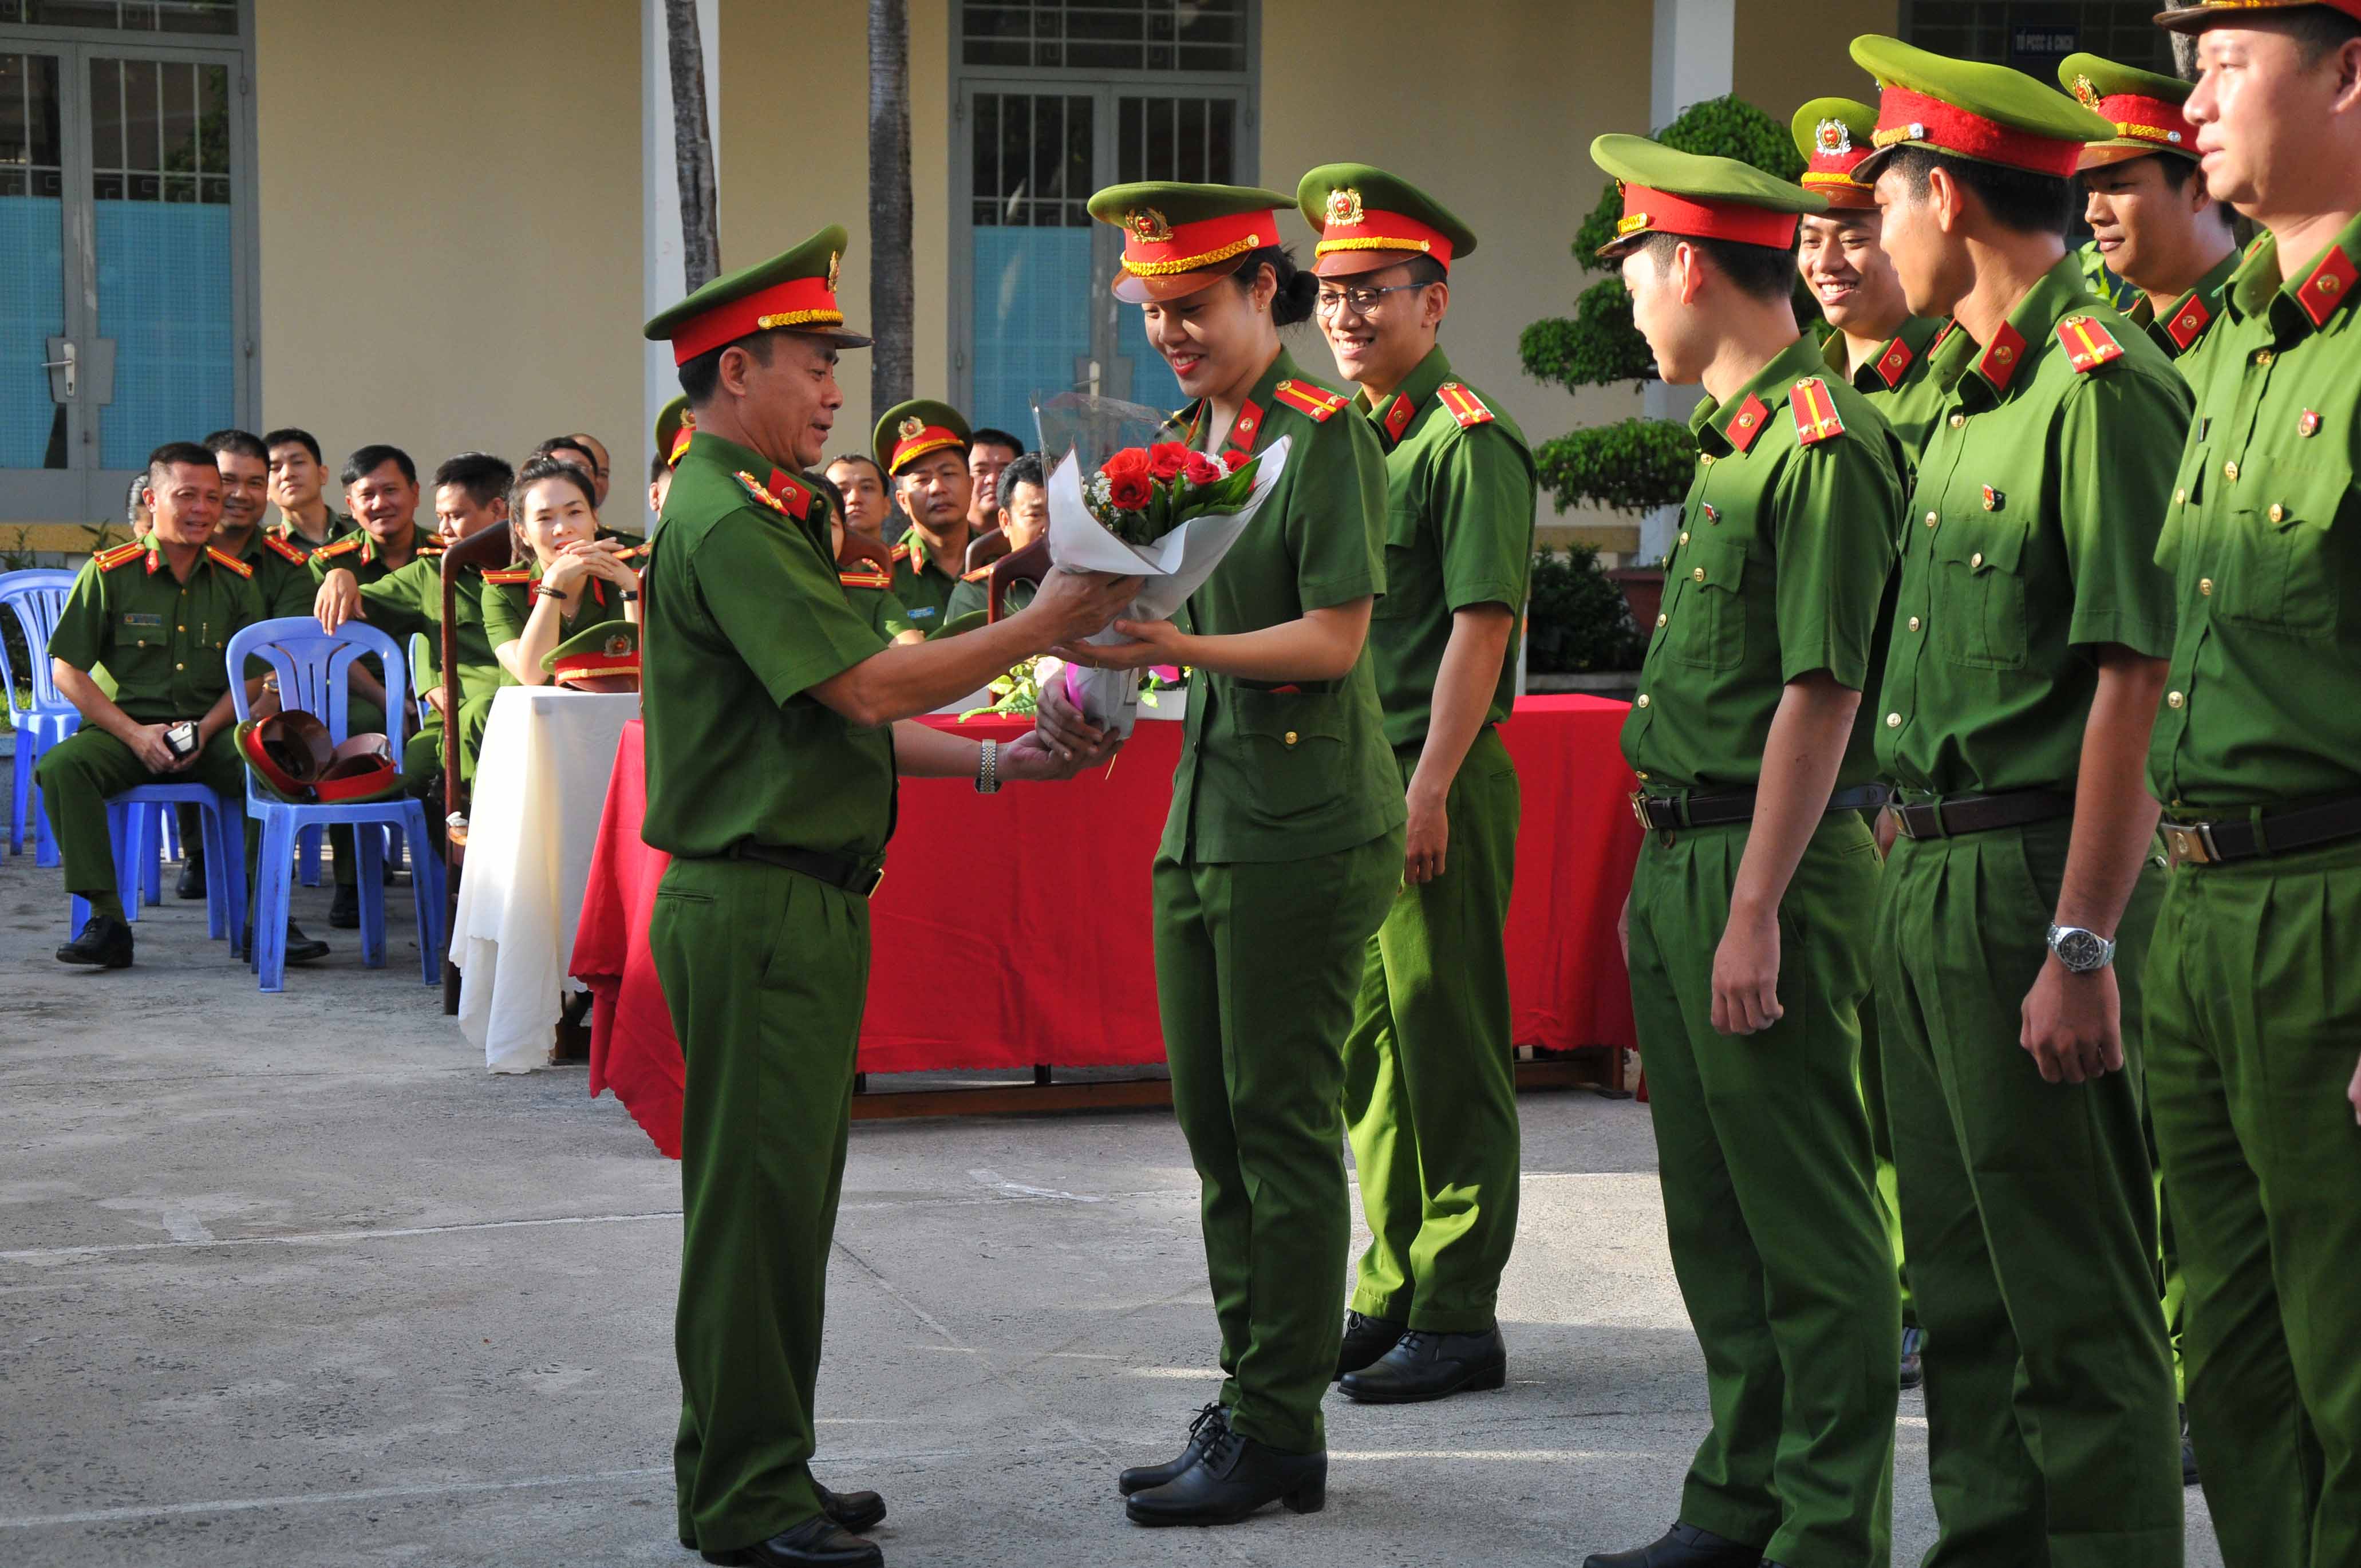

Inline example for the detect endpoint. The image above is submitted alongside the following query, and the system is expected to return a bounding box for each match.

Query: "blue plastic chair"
[69,784,246,947]
[288,635,431,888]
[228,617,443,992]
[0,569,82,867]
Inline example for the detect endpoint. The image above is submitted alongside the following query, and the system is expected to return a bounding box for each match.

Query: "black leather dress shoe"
[682,1486,885,1550]
[175,852,206,900]
[1899,1325,1925,1391]
[1581,1520,1766,1567]
[1339,1325,1507,1404]
[329,884,361,929]
[1335,1309,1406,1379]
[56,915,133,968]
[236,924,331,965]
[698,1514,881,1567]
[1125,1427,1324,1526]
[1119,1401,1227,1495]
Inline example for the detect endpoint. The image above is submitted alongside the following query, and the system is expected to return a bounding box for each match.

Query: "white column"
[643,0,721,531]
[1640,0,1735,563]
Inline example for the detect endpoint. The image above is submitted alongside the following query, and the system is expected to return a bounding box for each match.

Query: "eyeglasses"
[1313,282,1429,319]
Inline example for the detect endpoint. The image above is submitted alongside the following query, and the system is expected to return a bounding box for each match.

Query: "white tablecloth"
[453,687,640,1073]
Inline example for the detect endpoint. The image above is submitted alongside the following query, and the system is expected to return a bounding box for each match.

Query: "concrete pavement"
[0,848,2222,1566]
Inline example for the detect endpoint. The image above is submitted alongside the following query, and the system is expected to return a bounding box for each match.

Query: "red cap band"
[2093,93,2195,153]
[1873,85,2086,177]
[669,275,846,364]
[1314,207,1456,268]
[889,425,964,472]
[1119,208,1277,280]
[1614,184,1801,250]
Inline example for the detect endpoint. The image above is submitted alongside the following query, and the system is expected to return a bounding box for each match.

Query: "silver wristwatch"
[2046,923,2115,973]
[974,737,1001,795]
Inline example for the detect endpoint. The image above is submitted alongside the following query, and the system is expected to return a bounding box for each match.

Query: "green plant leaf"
[1534,418,1697,515]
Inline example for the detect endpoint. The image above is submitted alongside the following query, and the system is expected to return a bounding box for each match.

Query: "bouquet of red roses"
[1086,441,1262,547]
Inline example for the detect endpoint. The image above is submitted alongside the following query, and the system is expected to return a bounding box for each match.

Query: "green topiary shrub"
[1525,543,1645,675]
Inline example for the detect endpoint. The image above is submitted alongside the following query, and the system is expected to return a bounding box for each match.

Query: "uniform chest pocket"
[1932,515,2029,670]
[1373,504,1427,623]
[1225,686,1348,821]
[2219,477,2347,636]
[1666,536,1748,672]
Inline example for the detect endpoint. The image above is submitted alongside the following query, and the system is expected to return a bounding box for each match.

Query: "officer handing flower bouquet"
[1034,390,1289,738]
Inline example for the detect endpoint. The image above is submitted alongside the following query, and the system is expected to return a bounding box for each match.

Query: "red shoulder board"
[2056,315,2125,373]
[1873,334,1914,390]
[2162,293,2212,353]
[95,541,145,572]
[415,542,445,557]
[839,568,893,590]
[960,563,992,583]
[206,546,254,579]
[483,568,534,585]
[1790,378,1846,445]
[315,535,362,560]
[889,541,913,563]
[734,469,808,522]
[1725,393,1771,455]
[263,533,308,564]
[1436,382,1496,428]
[1271,377,1348,422]
[2296,244,2358,329]
[614,540,650,560]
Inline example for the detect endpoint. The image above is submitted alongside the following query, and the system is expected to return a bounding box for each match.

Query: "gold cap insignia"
[605,633,631,658]
[1325,187,1365,227]
[2071,75,2102,110]
[898,415,926,439]
[1126,207,1173,243]
[1814,118,1852,156]
[826,250,841,294]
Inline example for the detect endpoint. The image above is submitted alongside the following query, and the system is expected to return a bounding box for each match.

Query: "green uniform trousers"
[2144,835,2361,1568]
[1875,818,2181,1568]
[650,857,868,1554]
[1343,728,1521,1332]
[1154,827,1404,1455]
[38,724,255,910]
[1627,811,1898,1568]
[1857,980,1915,1332]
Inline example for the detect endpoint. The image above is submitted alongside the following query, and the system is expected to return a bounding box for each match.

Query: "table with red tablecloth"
[571,694,1640,1158]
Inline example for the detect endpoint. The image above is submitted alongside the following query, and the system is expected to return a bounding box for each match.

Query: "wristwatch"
[975,737,1001,795]
[2046,923,2116,973]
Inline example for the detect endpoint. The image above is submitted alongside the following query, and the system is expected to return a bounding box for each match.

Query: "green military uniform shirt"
[1355,347,1535,749]
[889,532,962,634]
[1624,334,1906,793]
[50,536,264,719]
[844,566,919,642]
[942,568,1032,629]
[1877,258,2188,796]
[1167,347,1405,863]
[641,431,895,864]
[271,508,356,558]
[480,555,633,662]
[1823,314,1952,463]
[2150,218,2361,812]
[309,526,443,680]
[342,547,513,706]
[2129,249,2241,378]
[223,526,319,619]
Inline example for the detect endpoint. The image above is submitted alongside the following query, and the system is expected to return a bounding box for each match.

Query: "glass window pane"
[121,58,159,169]
[1206,100,1235,184]
[0,51,66,468]
[26,0,238,31]
[88,56,121,170]
[160,59,194,167]
[1177,97,1203,183]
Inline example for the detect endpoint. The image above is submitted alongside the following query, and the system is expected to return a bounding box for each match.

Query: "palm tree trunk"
[664,0,721,291]
[868,0,914,409]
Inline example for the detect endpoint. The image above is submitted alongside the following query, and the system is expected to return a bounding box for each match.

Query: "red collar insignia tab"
[1725,393,1771,453]
[2057,314,2125,373]
[1270,377,1347,422]
[1381,394,1415,443]
[2297,246,2357,329]
[1225,400,1264,453]
[146,547,162,574]
[1874,335,1914,390]
[736,469,810,522]
[2163,293,2212,352]
[1977,323,2028,390]
[1437,382,1495,428]
[767,468,812,521]
[1790,378,1846,445]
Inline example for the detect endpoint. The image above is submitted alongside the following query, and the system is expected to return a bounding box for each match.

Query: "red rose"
[1180,452,1225,487]
[1219,449,1253,475]
[1100,447,1151,484]
[1100,447,1154,511]
[1147,441,1191,481]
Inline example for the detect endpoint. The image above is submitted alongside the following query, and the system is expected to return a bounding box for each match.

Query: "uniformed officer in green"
[481,457,640,685]
[806,472,921,646]
[2064,53,2242,375]
[2142,6,2361,1563]
[1578,136,1904,1568]
[639,226,1134,1567]
[41,444,264,969]
[939,451,1048,627]
[871,398,974,633]
[1280,164,1535,1404]
[1029,180,1404,1528]
[263,427,356,556]
[1851,34,2189,1566]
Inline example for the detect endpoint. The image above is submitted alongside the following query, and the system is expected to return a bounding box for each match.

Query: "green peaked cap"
[542,619,640,677]
[653,394,692,468]
[1087,181,1298,302]
[2056,52,2199,167]
[1848,35,2114,183]
[1293,162,1478,278]
[1589,133,1825,258]
[1791,97,1881,207]
[873,398,972,476]
[642,224,870,358]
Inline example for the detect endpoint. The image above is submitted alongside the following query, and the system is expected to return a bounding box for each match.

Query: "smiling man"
[2064,52,2242,374]
[872,397,975,632]
[263,428,354,555]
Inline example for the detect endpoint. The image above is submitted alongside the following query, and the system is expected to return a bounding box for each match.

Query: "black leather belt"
[722,840,884,896]
[2159,793,2361,866]
[1890,789,2075,841]
[1632,782,1892,832]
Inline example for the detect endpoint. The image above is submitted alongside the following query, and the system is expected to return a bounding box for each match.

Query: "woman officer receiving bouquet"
[1038,181,1406,1527]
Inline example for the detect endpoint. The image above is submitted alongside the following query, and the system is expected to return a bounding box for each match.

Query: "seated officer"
[965,425,1025,537]
[942,451,1048,626]
[481,458,639,686]
[651,394,696,523]
[872,398,976,633]
[264,427,354,555]
[823,452,892,542]
[811,473,923,647]
[41,443,328,969]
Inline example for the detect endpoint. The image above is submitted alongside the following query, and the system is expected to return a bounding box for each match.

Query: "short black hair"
[827,452,886,488]
[342,444,417,489]
[1391,254,1448,290]
[1885,145,2072,238]
[678,327,785,405]
[998,452,1047,503]
[508,454,598,517]
[649,451,672,485]
[262,427,322,465]
[123,471,149,523]
[2288,10,2361,61]
[202,427,269,463]
[2147,154,2241,230]
[1639,230,1798,303]
[969,428,1026,459]
[146,441,219,489]
[434,451,515,508]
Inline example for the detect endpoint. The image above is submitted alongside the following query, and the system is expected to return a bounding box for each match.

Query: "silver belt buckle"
[2160,821,2216,866]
